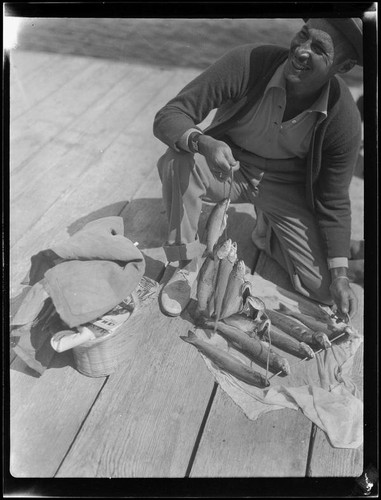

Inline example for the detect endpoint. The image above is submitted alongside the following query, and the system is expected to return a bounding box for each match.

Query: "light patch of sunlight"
[4,17,24,50]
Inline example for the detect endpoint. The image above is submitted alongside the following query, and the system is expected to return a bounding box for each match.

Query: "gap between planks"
[53,376,110,476]
[184,241,263,478]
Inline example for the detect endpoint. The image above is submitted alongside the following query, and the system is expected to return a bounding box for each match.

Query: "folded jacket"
[20,217,146,328]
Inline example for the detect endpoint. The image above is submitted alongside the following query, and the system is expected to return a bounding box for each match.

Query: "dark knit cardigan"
[153,44,361,260]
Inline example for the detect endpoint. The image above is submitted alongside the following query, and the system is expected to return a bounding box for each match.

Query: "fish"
[208,239,232,317]
[195,254,216,320]
[205,198,230,254]
[223,312,262,337]
[266,308,331,350]
[213,241,237,330]
[204,320,290,375]
[279,303,355,339]
[259,323,315,359]
[219,259,246,320]
[180,330,270,388]
[278,303,339,339]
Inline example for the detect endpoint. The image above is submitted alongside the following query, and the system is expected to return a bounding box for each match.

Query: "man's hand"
[329,271,358,319]
[198,135,240,180]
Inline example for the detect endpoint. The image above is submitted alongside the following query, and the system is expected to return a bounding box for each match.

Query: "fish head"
[247,296,266,311]
[241,281,253,303]
[216,238,232,259]
[220,198,230,210]
[315,332,332,349]
[263,376,271,388]
[236,260,246,278]
[257,317,271,336]
[280,359,291,376]
[227,241,238,263]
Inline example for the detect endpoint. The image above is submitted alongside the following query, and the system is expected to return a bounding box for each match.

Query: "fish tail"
[180,330,198,344]
[204,328,212,339]
[201,247,212,259]
[278,302,292,314]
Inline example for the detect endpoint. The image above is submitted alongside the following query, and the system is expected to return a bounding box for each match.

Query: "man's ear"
[337,59,357,74]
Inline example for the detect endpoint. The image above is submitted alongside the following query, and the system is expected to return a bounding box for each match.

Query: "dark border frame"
[3,2,378,498]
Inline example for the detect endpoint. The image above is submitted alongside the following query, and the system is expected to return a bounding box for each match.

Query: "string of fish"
[267,313,353,381]
[224,167,272,385]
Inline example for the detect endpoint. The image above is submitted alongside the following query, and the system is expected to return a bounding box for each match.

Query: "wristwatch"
[188,131,203,153]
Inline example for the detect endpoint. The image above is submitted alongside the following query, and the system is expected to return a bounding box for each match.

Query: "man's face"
[284,21,348,90]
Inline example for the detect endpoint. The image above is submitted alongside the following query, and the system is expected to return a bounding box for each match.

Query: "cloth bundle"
[11,217,146,374]
[195,274,363,449]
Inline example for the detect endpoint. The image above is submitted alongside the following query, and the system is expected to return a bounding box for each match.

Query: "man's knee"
[157,148,194,182]
[291,270,333,305]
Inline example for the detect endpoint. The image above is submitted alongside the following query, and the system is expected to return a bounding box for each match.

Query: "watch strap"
[188,131,203,153]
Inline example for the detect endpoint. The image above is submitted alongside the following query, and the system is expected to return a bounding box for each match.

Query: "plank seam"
[305,423,318,477]
[185,382,218,478]
[53,375,109,477]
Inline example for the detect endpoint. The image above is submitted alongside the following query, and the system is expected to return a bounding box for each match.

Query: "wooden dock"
[8,50,364,484]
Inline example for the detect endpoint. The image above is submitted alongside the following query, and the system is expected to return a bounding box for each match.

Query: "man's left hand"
[329,276,358,318]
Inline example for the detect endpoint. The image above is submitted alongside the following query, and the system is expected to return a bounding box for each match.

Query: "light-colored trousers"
[157,147,333,305]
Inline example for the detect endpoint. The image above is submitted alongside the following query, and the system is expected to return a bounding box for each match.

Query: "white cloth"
[195,275,363,449]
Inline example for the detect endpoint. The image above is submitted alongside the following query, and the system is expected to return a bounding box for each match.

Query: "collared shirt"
[227,60,330,159]
[176,63,347,269]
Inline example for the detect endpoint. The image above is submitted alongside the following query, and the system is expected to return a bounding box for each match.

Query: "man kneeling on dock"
[153,18,363,319]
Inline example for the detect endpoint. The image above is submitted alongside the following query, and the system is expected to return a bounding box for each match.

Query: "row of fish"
[196,238,246,324]
[181,197,358,389]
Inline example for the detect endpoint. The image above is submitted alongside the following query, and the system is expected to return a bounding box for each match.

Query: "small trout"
[208,239,232,317]
[180,330,270,388]
[213,242,237,330]
[195,254,216,319]
[220,260,246,320]
[279,303,359,339]
[260,324,315,359]
[266,309,331,349]
[204,320,290,375]
[205,198,230,254]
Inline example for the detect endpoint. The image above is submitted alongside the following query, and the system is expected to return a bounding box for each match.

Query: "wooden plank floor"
[8,50,364,480]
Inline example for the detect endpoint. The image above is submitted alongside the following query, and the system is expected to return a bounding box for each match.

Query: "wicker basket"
[72,325,128,378]
[71,277,159,377]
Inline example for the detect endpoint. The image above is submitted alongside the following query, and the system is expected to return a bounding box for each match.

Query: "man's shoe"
[160,258,200,316]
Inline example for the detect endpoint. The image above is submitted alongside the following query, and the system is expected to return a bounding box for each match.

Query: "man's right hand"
[198,135,240,180]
